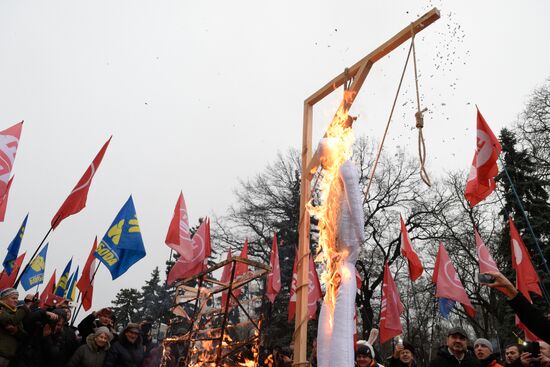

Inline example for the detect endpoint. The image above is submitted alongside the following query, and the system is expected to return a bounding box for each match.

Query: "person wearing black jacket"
[484,271,550,343]
[77,308,117,344]
[103,323,144,367]
[428,327,480,367]
[387,342,417,367]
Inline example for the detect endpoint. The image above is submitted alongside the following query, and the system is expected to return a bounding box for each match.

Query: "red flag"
[51,137,111,229]
[167,218,210,286]
[380,262,403,344]
[432,243,476,317]
[0,176,14,222]
[399,215,423,281]
[220,248,234,308]
[474,228,499,274]
[464,109,502,207]
[0,122,23,199]
[288,253,322,321]
[76,237,98,311]
[165,192,193,259]
[0,252,25,289]
[266,233,281,303]
[509,218,541,301]
[235,239,249,277]
[39,270,56,308]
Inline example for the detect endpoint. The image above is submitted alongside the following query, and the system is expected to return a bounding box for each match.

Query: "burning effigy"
[161,256,270,367]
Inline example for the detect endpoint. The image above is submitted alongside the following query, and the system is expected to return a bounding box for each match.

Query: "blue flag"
[438,297,455,319]
[20,243,49,291]
[54,258,72,297]
[94,196,146,279]
[2,213,28,275]
[65,266,79,301]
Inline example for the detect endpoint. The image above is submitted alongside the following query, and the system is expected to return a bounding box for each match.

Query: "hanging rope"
[411,26,432,186]
[364,37,414,198]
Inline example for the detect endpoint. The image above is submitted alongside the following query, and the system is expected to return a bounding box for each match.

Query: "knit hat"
[94,326,114,341]
[0,288,18,300]
[474,338,493,353]
[402,342,415,355]
[356,340,374,359]
[124,322,140,334]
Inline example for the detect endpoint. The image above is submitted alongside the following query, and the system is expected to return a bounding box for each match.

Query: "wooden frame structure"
[293,8,440,367]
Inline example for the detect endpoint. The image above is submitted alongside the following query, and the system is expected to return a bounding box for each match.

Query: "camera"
[478,273,495,284]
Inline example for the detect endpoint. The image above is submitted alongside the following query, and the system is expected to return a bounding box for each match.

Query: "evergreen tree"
[111,288,142,327]
[139,267,173,324]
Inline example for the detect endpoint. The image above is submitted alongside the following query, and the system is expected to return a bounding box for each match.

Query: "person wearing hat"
[356,341,383,367]
[0,288,30,365]
[77,308,117,344]
[428,327,480,367]
[474,338,503,367]
[67,326,112,367]
[104,322,144,367]
[389,341,417,367]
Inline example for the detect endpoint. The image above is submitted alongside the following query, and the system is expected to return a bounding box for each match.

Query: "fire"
[307,89,356,314]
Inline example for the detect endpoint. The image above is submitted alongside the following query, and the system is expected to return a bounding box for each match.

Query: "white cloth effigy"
[317,159,365,367]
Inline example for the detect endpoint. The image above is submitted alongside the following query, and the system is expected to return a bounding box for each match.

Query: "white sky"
[1,1,549,320]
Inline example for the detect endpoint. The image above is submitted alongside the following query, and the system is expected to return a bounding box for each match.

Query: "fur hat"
[94,326,114,341]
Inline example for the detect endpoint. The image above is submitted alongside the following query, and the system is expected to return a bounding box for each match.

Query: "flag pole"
[498,157,550,279]
[71,261,101,326]
[14,215,60,288]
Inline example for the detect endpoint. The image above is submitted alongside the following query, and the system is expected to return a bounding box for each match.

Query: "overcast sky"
[1,1,549,319]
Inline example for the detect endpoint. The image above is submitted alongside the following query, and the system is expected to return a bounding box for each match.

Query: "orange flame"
[307,89,356,314]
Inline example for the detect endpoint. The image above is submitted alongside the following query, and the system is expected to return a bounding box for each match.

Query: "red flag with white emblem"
[167,218,210,286]
[0,176,14,222]
[474,228,499,274]
[399,215,423,281]
[52,137,111,229]
[432,242,475,317]
[288,252,322,321]
[509,218,541,300]
[165,192,193,258]
[76,237,98,311]
[464,109,502,207]
[380,262,403,344]
[266,233,281,303]
[0,122,23,199]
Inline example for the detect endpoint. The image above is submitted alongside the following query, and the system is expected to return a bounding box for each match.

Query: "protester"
[77,308,117,343]
[0,288,31,366]
[484,271,550,343]
[356,341,383,367]
[428,327,480,367]
[504,344,522,367]
[66,326,112,367]
[103,322,144,367]
[388,342,417,367]
[474,338,502,367]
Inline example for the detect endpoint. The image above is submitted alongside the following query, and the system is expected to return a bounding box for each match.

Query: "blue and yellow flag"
[2,214,28,275]
[65,266,79,301]
[54,258,72,297]
[20,243,49,291]
[94,196,146,280]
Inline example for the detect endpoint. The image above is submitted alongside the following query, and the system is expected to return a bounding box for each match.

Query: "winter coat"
[103,333,144,367]
[479,355,503,367]
[428,346,481,367]
[0,301,29,360]
[388,356,417,367]
[508,292,550,343]
[66,333,110,367]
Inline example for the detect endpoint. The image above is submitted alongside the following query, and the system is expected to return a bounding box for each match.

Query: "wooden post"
[293,8,440,367]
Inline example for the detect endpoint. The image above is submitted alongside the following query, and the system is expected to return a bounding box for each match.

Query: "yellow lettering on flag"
[96,242,119,266]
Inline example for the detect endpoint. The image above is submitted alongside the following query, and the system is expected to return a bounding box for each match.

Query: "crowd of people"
[0,288,160,367]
